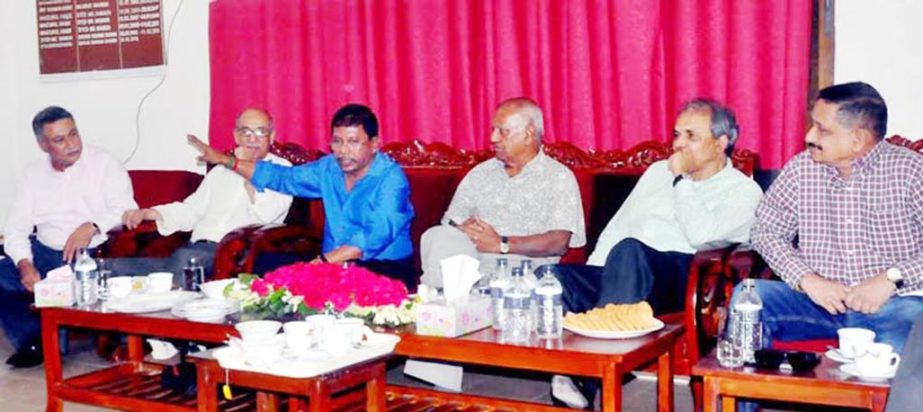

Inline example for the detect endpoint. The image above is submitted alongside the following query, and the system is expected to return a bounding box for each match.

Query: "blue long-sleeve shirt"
[251,152,414,261]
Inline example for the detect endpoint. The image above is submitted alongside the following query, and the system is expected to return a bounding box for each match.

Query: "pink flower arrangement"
[262,263,408,311]
[228,263,415,325]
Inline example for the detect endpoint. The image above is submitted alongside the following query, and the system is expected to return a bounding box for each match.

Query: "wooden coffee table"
[389,322,684,412]
[193,351,387,412]
[41,305,681,412]
[692,352,890,412]
[41,306,237,412]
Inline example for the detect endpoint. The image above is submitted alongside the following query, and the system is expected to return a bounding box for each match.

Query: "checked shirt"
[751,141,923,294]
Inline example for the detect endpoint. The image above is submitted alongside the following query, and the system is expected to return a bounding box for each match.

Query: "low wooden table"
[193,351,387,412]
[692,352,890,412]
[390,322,684,412]
[41,305,237,412]
[41,304,681,412]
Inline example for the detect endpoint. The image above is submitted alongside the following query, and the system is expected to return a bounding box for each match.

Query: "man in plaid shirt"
[747,82,923,352]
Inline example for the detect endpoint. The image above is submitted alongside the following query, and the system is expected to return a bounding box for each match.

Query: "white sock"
[551,374,588,409]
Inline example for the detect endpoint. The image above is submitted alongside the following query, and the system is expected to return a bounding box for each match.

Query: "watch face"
[887,267,903,281]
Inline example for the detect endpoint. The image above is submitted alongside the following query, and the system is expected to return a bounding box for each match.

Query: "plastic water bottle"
[730,279,763,363]
[489,258,511,330]
[73,248,98,306]
[183,257,205,291]
[520,260,538,328]
[534,267,564,338]
[501,267,533,343]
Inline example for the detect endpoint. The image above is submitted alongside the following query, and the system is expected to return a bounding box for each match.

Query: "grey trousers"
[108,241,218,285]
[419,225,559,288]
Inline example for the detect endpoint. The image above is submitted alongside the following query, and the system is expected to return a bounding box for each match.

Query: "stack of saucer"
[172,298,239,323]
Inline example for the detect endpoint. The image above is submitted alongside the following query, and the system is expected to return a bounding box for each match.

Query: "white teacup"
[235,320,283,343]
[837,327,876,358]
[321,323,357,356]
[306,314,337,336]
[147,272,174,293]
[283,321,315,354]
[107,277,132,298]
[854,342,900,376]
[335,317,367,345]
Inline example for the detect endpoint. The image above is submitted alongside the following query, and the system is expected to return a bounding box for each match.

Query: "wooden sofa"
[185,139,757,376]
[105,138,762,376]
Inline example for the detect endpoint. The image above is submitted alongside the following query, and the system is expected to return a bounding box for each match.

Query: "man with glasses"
[110,108,293,280]
[419,97,586,288]
[188,103,415,288]
[0,106,137,368]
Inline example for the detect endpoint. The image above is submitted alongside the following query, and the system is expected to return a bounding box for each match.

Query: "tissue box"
[34,279,75,307]
[414,295,492,337]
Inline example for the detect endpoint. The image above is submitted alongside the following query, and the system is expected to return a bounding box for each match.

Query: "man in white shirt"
[0,106,137,368]
[549,99,763,409]
[109,108,293,280]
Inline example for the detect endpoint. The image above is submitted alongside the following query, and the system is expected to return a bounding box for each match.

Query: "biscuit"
[563,301,655,331]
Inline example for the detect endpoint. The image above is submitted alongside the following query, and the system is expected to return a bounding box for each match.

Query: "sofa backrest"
[268,139,760,271]
[128,170,203,209]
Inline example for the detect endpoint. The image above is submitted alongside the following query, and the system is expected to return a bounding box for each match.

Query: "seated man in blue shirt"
[188,104,415,288]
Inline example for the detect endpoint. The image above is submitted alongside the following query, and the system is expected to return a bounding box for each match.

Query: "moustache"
[806,142,822,151]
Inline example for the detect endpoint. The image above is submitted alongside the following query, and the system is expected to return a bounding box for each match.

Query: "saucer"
[839,363,896,381]
[825,349,853,363]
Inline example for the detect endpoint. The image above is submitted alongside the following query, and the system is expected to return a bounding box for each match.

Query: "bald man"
[419,97,586,287]
[110,108,293,280]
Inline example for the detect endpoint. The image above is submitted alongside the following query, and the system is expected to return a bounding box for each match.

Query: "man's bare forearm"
[508,230,572,257]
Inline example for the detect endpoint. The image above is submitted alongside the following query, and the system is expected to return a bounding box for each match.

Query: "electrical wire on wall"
[123,0,185,165]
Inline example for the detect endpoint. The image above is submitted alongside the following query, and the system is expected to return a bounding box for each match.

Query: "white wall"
[0,0,210,229]
[836,0,923,140]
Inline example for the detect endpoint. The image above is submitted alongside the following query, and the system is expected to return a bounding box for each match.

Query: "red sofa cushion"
[128,170,203,208]
[772,339,836,353]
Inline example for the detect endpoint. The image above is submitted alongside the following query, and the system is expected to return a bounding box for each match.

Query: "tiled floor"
[0,332,696,411]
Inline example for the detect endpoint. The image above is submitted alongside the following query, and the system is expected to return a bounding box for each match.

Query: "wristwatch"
[886,267,905,289]
[499,236,510,254]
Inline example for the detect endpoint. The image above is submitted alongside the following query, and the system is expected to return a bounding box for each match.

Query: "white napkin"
[439,255,482,303]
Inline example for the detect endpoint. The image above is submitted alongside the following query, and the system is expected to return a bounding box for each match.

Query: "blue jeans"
[0,239,92,351]
[741,279,923,353]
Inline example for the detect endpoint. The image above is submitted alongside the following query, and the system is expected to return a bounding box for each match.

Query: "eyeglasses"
[330,138,369,151]
[491,125,525,139]
[235,127,272,139]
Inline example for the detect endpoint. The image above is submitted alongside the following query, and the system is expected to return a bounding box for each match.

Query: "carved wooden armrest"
[104,222,189,258]
[681,245,740,366]
[725,244,773,281]
[211,224,322,279]
[211,224,266,280]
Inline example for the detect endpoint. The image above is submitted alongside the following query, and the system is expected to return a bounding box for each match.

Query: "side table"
[692,352,890,412]
[194,353,388,412]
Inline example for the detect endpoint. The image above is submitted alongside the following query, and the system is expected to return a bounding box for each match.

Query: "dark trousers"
[546,238,693,407]
[255,253,418,292]
[0,239,94,350]
[553,238,693,315]
[108,241,218,284]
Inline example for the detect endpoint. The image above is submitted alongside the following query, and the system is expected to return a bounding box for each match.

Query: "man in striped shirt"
[748,82,923,353]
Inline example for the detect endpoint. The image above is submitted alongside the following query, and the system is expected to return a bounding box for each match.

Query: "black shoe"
[6,343,43,368]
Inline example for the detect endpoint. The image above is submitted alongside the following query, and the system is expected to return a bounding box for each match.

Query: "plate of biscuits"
[563,302,664,339]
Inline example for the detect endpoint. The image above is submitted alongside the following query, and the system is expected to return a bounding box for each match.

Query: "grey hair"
[680,98,739,156]
[498,97,545,143]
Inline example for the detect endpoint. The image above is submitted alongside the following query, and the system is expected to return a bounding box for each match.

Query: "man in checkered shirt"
[746,82,923,352]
